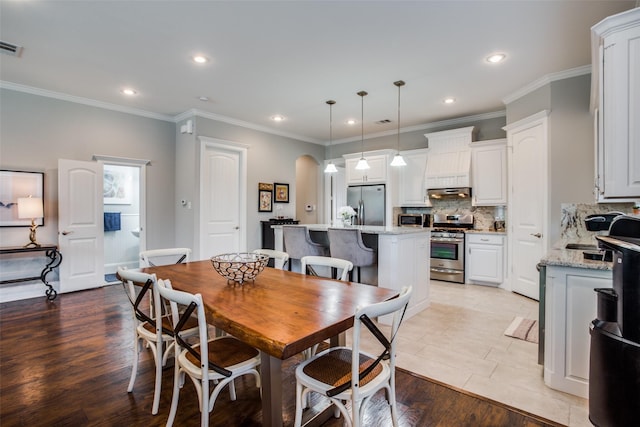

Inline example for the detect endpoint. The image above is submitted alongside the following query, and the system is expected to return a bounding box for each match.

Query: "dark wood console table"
[0,245,62,301]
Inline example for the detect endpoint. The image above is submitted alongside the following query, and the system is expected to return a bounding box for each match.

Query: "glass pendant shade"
[355,157,370,170]
[391,80,406,167]
[324,162,338,173]
[324,99,338,174]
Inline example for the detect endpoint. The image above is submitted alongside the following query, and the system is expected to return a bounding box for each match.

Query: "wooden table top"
[141,260,398,359]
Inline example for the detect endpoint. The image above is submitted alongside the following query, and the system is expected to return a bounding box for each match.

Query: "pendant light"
[390,80,407,166]
[355,90,370,170]
[324,100,338,173]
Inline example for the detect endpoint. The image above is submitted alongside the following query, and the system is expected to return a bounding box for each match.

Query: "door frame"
[93,155,150,256]
[198,137,248,260]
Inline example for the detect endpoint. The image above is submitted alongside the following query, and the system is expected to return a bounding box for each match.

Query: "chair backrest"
[155,279,217,380]
[301,255,353,281]
[349,286,412,396]
[282,226,327,259]
[253,249,289,270]
[327,228,373,264]
[140,248,192,267]
[117,266,164,330]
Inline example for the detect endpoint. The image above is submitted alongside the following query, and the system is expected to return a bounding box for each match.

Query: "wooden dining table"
[140,260,398,427]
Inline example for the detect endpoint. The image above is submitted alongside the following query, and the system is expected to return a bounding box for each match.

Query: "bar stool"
[283,226,329,271]
[327,228,377,283]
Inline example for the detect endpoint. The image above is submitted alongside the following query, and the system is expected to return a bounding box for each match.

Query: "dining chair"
[139,247,192,267]
[155,278,262,427]
[117,267,199,415]
[294,286,413,427]
[301,255,353,281]
[283,226,329,271]
[253,248,290,270]
[327,228,377,283]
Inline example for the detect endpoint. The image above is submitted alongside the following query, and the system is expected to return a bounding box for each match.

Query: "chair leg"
[152,339,163,415]
[127,335,140,392]
[166,361,181,427]
[294,382,305,427]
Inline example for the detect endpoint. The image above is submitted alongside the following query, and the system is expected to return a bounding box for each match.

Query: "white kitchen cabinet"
[345,154,388,184]
[544,265,612,398]
[397,148,429,206]
[591,8,640,201]
[465,233,504,285]
[424,126,474,189]
[378,231,430,325]
[471,139,507,206]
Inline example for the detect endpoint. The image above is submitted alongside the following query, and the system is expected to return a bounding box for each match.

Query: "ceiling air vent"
[375,119,392,125]
[0,41,23,57]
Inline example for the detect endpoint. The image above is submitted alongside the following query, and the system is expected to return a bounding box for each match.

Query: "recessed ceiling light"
[346,119,356,125]
[486,53,506,64]
[443,97,456,104]
[193,55,208,64]
[198,96,209,102]
[121,88,137,96]
[271,115,285,122]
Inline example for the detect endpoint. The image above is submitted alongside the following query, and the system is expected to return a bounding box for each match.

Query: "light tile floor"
[361,281,591,427]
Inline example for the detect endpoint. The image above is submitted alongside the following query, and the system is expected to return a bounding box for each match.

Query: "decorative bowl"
[211,252,269,284]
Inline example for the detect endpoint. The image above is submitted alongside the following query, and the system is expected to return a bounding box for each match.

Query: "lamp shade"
[17,197,43,219]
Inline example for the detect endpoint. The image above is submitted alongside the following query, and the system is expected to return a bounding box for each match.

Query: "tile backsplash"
[398,199,505,230]
[560,203,634,240]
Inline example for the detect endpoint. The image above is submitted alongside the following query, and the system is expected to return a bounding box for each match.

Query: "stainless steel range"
[430,213,474,284]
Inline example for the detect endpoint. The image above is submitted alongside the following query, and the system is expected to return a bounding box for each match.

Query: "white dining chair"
[139,247,192,267]
[294,286,413,427]
[253,248,289,270]
[301,255,353,281]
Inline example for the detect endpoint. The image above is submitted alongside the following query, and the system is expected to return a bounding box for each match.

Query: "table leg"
[41,249,62,301]
[261,352,283,427]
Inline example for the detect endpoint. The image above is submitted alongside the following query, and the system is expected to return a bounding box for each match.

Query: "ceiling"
[1,1,636,145]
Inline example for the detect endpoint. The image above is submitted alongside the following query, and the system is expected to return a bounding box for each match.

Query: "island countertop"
[271,223,430,235]
[540,238,612,271]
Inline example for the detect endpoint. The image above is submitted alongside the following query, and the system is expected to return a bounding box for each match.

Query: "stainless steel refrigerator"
[346,184,385,226]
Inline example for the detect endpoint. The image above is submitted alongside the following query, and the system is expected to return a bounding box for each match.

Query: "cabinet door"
[472,143,507,206]
[600,25,640,199]
[345,155,387,184]
[467,243,503,283]
[398,151,428,206]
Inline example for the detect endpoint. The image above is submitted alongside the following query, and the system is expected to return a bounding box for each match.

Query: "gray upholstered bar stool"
[327,228,377,283]
[282,225,329,271]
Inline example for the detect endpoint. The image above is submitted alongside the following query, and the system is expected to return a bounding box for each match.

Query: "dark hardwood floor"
[0,285,564,426]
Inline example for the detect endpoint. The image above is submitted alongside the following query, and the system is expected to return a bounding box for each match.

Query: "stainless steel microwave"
[398,214,430,228]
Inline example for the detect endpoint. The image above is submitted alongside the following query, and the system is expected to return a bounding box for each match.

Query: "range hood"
[427,187,472,199]
[424,149,471,190]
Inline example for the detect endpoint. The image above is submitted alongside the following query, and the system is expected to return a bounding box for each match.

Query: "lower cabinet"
[465,233,504,285]
[544,265,612,398]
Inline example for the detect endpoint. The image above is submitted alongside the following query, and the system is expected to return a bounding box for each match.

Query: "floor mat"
[104,274,119,283]
[504,316,539,343]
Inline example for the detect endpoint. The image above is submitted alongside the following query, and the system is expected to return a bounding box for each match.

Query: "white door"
[58,159,104,293]
[199,138,247,260]
[506,112,549,300]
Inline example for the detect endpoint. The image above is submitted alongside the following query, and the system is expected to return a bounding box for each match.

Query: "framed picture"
[274,183,289,203]
[103,164,133,205]
[258,182,273,212]
[0,170,45,227]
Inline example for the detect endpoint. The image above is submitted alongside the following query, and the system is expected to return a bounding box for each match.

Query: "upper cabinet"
[397,149,429,206]
[344,151,392,185]
[591,8,640,202]
[471,139,507,206]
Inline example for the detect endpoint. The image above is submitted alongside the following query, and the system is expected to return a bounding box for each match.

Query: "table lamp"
[17,196,44,248]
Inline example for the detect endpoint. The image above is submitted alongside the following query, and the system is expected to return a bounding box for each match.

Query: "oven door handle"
[431,267,463,274]
[430,237,464,243]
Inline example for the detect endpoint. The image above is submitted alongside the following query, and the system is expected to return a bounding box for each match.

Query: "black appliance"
[260,218,299,266]
[589,215,640,427]
[398,213,430,228]
[430,213,474,284]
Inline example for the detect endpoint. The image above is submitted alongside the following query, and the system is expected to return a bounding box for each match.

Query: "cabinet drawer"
[467,234,503,245]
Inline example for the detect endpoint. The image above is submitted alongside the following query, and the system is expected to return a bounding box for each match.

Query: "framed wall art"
[274,183,289,203]
[0,170,45,227]
[103,164,133,204]
[258,182,273,212]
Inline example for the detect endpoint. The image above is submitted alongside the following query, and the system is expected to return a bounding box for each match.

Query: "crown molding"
[332,110,506,145]
[501,65,591,105]
[177,109,320,144]
[0,81,174,122]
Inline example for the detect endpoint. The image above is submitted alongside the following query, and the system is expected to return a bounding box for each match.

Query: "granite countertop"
[272,223,430,235]
[540,238,613,271]
[466,229,507,235]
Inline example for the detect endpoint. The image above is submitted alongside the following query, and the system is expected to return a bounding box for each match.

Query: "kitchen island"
[540,239,613,398]
[272,224,430,324]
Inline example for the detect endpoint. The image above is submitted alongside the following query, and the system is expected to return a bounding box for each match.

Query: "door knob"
[234,226,240,230]
[530,233,542,238]
[61,230,73,235]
